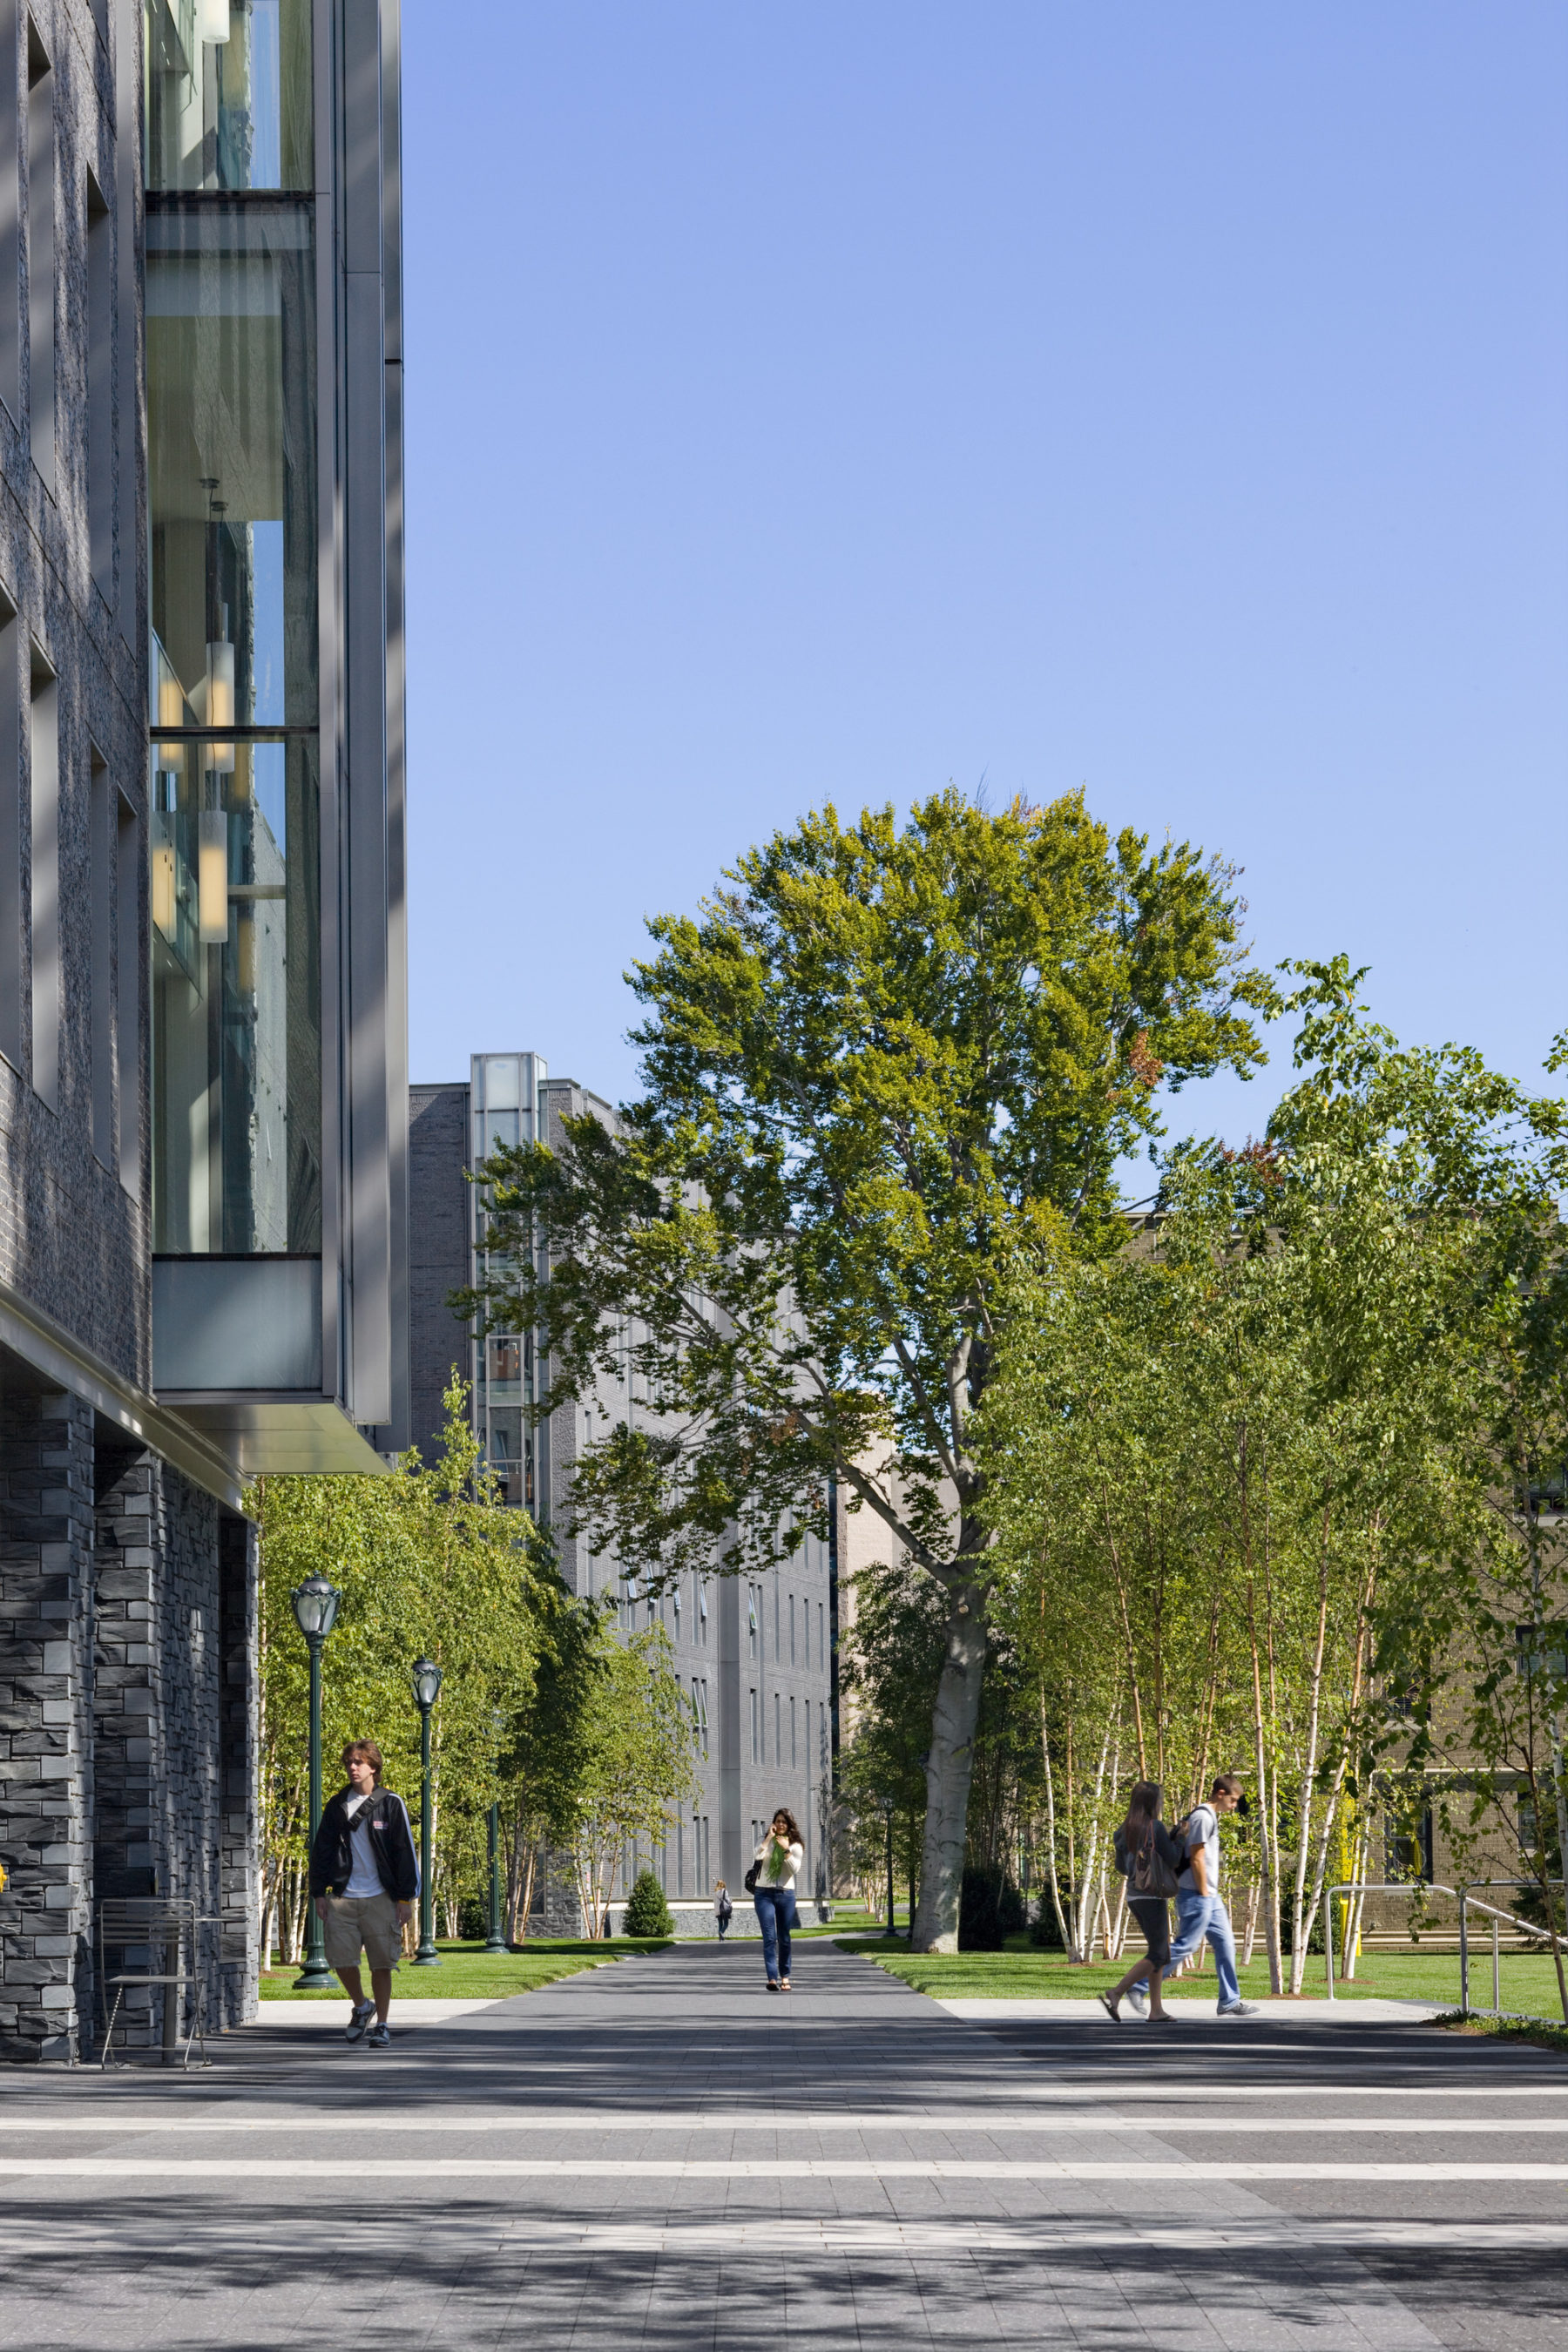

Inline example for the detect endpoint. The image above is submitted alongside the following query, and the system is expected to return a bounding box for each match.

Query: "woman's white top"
[753,1835,805,1891]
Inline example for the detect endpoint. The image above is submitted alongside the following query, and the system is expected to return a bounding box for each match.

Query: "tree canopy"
[458,787,1274,1947]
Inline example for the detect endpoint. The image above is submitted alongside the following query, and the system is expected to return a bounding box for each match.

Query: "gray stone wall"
[0,1388,94,2062]
[0,0,150,1392]
[0,1388,256,2062]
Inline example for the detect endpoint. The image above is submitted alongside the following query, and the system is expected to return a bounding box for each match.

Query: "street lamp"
[410,1657,443,1965]
[881,1794,896,1937]
[485,1800,507,1951]
[290,1574,341,1990]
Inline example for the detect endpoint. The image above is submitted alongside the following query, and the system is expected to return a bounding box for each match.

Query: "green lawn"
[257,1936,671,2000]
[835,1933,1568,2015]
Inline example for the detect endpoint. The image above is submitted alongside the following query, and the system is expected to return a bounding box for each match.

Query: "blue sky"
[403,4,1567,1173]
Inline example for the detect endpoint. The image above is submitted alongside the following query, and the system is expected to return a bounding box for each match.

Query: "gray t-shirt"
[1176,1803,1220,1896]
[342,1795,382,1897]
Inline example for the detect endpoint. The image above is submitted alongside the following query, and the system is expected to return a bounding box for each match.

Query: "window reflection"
[147,204,317,730]
[146,0,314,193]
[150,736,321,1254]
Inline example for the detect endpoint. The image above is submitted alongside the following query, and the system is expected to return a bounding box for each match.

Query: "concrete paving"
[0,1939,1565,2349]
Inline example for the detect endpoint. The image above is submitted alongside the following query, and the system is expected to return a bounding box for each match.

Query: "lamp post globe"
[288,1575,341,1990]
[411,1658,443,1965]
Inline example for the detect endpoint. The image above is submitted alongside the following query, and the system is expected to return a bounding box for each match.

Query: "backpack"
[1131,1821,1180,1900]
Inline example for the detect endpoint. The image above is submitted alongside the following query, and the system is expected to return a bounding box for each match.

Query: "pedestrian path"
[0,1940,1564,2348]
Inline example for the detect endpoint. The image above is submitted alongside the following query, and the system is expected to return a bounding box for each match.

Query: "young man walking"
[1130,1773,1260,2018]
[308,1740,419,2048]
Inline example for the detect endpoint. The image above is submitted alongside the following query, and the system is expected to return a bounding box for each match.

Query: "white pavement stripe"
[3,2112,1567,2134]
[2,2217,1565,2256]
[4,2157,1568,2180]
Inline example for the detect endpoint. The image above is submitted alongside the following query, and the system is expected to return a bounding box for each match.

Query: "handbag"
[743,1862,760,1895]
[1132,1822,1179,1900]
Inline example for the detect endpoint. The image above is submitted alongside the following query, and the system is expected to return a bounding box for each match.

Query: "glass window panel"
[146,204,317,727]
[146,0,314,193]
[150,734,321,1253]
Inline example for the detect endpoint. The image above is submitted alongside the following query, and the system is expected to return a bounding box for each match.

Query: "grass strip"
[834,1936,1568,2007]
[257,1936,670,2001]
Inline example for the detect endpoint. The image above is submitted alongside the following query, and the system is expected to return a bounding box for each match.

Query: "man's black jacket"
[308,1785,419,1901]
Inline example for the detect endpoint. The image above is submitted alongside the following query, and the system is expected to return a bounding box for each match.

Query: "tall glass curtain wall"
[145,0,321,1260]
[470,1055,545,1510]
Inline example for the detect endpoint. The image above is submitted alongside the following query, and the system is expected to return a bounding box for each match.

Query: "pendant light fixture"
[198,809,229,943]
[199,0,231,46]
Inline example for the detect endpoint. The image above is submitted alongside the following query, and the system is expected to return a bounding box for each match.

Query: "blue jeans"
[1135,1891,1241,2008]
[754,1885,796,1979]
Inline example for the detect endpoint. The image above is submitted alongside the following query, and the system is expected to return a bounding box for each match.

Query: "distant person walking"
[749,1809,804,1990]
[714,1880,733,1941]
[1100,1781,1184,2024]
[308,1739,419,2049]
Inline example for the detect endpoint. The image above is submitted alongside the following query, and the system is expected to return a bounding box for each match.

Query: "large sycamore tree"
[461,789,1272,1947]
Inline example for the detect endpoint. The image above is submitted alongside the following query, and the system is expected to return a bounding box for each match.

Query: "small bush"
[1029,1895,1065,1949]
[997,1881,1026,1939]
[623,1870,674,1937]
[959,1866,1004,1950]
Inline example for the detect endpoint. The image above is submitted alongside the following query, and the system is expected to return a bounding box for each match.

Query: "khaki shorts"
[322,1892,401,1972]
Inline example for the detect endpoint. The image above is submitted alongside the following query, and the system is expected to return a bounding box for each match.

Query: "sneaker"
[345,1999,375,2044]
[1217,2001,1262,2017]
[1124,1986,1149,2018]
[366,2020,391,2049]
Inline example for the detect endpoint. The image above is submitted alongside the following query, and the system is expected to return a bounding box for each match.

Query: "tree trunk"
[1039,1697,1074,1957]
[911,1578,990,1951]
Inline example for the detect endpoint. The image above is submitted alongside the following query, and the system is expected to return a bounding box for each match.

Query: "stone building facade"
[2,0,408,2063]
[409,1053,841,1926]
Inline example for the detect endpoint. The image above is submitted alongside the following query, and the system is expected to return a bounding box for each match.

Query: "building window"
[749,1688,759,1764]
[698,1578,708,1646]
[147,197,321,1254]
[747,1588,758,1660]
[86,172,112,598]
[27,17,53,495]
[790,1695,796,1767]
[90,754,113,1164]
[774,1690,781,1765]
[0,601,17,1071]
[146,0,314,193]
[28,657,57,1108]
[789,1593,796,1666]
[116,790,140,1191]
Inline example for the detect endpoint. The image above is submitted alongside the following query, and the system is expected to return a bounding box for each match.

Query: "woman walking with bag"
[747,1808,804,1990]
[1100,1781,1184,2024]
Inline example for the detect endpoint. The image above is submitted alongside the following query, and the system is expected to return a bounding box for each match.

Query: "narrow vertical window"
[749,1689,758,1764]
[0,0,17,422]
[85,172,111,599]
[89,752,112,1162]
[27,649,56,1106]
[114,6,135,640]
[116,788,139,1191]
[790,1696,796,1768]
[25,16,51,494]
[0,596,17,1070]
[774,1692,781,1765]
[789,1594,795,1666]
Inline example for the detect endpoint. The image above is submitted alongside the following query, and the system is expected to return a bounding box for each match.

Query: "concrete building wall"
[408,1081,470,1463]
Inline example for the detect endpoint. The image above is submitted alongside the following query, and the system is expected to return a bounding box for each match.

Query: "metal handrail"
[1324,1882,1457,2001]
[1457,1879,1565,2024]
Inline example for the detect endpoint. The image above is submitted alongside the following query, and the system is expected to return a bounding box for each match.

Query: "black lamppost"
[881,1794,896,1936]
[290,1574,341,1990]
[485,1800,507,1951]
[410,1657,443,1965]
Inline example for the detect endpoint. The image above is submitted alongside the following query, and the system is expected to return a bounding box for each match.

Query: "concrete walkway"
[0,1940,1565,2348]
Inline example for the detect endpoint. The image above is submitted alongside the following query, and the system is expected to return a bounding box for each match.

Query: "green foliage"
[254,1374,554,1955]
[455,788,1270,1943]
[622,1869,675,1937]
[562,1621,700,1937]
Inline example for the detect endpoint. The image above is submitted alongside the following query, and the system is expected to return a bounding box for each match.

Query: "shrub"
[959,1865,1004,1950]
[1029,1894,1065,1949]
[623,1869,674,1937]
[997,1880,1026,1939]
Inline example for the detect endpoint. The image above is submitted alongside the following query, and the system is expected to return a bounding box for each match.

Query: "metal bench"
[96,1898,206,2069]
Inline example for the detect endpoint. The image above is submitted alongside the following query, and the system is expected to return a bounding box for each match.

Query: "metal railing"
[1457,1881,1565,2028]
[1321,1877,1566,2031]
[1324,1882,1456,2001]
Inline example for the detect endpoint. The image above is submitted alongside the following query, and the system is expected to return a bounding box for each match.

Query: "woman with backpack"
[747,1808,804,1990]
[1099,1780,1184,2024]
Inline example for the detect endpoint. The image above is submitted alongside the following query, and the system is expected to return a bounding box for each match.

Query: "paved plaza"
[0,1942,1565,2349]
